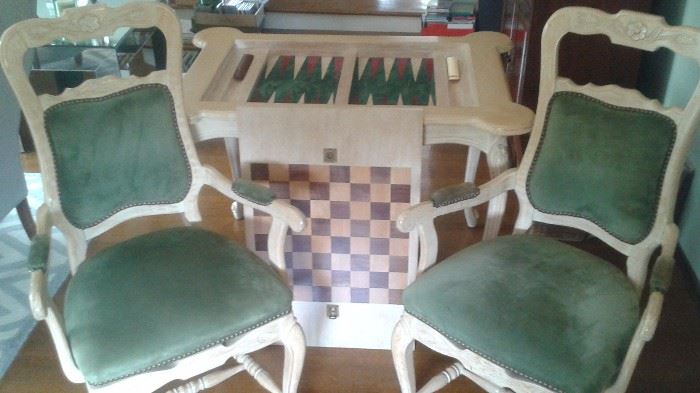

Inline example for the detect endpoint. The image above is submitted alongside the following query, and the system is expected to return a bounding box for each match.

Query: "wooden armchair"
[391,7,700,393]
[0,3,305,392]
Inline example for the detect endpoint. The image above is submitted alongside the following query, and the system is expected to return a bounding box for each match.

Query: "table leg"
[463,146,480,228]
[224,136,244,220]
[482,139,510,240]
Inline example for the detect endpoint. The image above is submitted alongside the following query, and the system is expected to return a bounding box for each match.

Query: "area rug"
[0,173,69,378]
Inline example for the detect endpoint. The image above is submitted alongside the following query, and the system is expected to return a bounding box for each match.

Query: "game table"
[183,28,533,348]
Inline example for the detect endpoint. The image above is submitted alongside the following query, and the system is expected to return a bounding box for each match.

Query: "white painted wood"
[293,301,403,349]
[392,7,700,393]
[1,3,306,392]
[237,105,422,348]
[463,146,480,228]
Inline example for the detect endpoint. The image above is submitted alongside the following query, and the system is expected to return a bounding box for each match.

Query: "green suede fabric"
[527,92,676,244]
[232,179,276,206]
[404,235,639,393]
[431,182,480,207]
[44,84,191,229]
[63,227,292,386]
[27,234,50,272]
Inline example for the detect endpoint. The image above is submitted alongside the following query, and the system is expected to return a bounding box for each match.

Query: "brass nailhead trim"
[44,84,193,229]
[525,91,677,245]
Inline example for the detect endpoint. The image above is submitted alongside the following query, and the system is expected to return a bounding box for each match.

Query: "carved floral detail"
[626,21,649,41]
[571,10,698,49]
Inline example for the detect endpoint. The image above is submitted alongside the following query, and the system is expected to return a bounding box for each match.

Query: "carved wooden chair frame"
[0,3,305,392]
[391,7,700,393]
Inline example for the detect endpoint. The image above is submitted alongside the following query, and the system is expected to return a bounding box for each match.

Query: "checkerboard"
[249,163,411,305]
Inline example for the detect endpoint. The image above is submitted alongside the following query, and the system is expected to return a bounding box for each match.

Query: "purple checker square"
[291,234,311,252]
[350,220,370,237]
[293,269,312,286]
[370,202,391,220]
[313,286,332,302]
[389,256,408,272]
[391,184,411,203]
[350,183,370,201]
[389,289,403,305]
[250,163,269,181]
[330,165,350,182]
[391,223,410,239]
[311,218,331,236]
[369,272,389,288]
[310,182,330,200]
[291,199,310,216]
[312,253,332,269]
[255,234,268,251]
[370,238,390,255]
[289,164,310,181]
[350,254,370,271]
[370,167,391,183]
[331,270,351,286]
[330,201,350,219]
[351,288,369,303]
[269,181,290,199]
[331,237,350,253]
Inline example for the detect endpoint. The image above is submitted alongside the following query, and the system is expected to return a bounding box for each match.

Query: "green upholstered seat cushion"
[64,227,292,386]
[527,92,676,244]
[44,84,191,229]
[403,235,639,393]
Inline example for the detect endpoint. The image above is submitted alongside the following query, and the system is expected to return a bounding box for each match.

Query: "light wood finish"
[184,27,534,241]
[392,7,700,393]
[515,0,653,110]
[0,3,305,393]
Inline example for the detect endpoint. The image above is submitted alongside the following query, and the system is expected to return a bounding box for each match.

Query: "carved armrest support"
[397,169,517,274]
[231,179,305,232]
[24,205,83,382]
[231,179,306,272]
[639,252,676,342]
[398,169,517,233]
[28,205,53,320]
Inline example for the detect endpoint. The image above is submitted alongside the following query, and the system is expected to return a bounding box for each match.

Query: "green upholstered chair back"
[0,3,204,270]
[515,7,700,289]
[43,84,191,229]
[527,91,676,245]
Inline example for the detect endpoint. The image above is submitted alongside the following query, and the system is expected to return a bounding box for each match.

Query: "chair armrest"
[27,205,53,320]
[28,234,51,273]
[231,179,306,272]
[397,169,517,275]
[649,255,674,294]
[24,205,84,382]
[231,179,305,232]
[398,168,517,233]
[638,254,674,342]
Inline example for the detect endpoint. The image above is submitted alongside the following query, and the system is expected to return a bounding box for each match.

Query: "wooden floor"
[3,141,699,392]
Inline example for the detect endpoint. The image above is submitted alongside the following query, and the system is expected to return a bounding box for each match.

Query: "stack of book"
[422,0,477,36]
